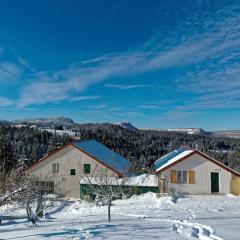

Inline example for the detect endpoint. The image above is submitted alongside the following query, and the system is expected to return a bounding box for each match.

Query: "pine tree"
[47,130,60,153]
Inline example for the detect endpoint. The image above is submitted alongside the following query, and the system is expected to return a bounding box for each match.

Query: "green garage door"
[211,172,219,193]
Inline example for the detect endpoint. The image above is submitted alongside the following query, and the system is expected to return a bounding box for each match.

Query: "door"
[211,172,219,193]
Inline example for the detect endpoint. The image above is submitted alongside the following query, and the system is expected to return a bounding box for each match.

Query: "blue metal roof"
[154,146,191,169]
[73,140,131,175]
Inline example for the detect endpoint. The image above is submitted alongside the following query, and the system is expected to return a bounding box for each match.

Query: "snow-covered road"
[0,193,240,240]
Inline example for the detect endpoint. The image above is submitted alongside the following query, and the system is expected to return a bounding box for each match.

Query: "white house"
[24,140,132,198]
[154,147,240,195]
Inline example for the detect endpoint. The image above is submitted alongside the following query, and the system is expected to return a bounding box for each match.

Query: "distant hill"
[167,128,205,135]
[210,130,240,139]
[0,119,11,124]
[0,116,239,139]
[165,128,240,139]
[13,117,76,128]
[115,122,138,131]
[140,127,240,139]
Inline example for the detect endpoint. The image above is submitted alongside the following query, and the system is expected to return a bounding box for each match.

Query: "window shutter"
[170,170,177,183]
[188,171,195,184]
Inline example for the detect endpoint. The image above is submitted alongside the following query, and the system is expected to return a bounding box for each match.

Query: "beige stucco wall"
[25,145,118,198]
[160,153,232,194]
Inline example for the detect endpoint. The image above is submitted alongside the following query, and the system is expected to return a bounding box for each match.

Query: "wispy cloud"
[10,48,36,72]
[88,104,108,110]
[0,61,22,82]
[70,95,102,102]
[0,1,239,111]
[18,3,240,107]
[139,104,160,110]
[104,83,156,90]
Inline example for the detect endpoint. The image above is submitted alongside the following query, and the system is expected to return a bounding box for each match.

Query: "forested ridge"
[0,124,70,171]
[76,123,240,172]
[1,123,240,172]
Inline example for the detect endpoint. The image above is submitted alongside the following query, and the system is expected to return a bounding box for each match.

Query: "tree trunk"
[107,199,111,222]
[26,206,31,221]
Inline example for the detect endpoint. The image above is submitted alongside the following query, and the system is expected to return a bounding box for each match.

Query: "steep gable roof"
[73,140,131,175]
[154,146,194,171]
[24,140,131,176]
[154,147,240,177]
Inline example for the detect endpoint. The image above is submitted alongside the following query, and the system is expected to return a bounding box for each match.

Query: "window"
[36,181,54,194]
[176,170,188,183]
[52,163,59,173]
[182,171,187,183]
[70,169,76,175]
[84,164,91,174]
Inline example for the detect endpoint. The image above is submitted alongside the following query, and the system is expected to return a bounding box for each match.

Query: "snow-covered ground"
[0,193,240,240]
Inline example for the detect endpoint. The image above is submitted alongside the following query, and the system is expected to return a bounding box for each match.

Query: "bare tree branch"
[82,167,128,222]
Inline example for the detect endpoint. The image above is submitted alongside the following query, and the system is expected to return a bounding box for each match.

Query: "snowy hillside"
[14,117,76,127]
[41,128,76,136]
[167,128,205,135]
[115,122,138,131]
[1,194,240,239]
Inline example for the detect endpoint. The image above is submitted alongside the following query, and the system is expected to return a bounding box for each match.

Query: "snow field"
[0,193,240,240]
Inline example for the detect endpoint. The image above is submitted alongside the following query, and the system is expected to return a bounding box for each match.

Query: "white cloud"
[0,1,238,109]
[70,95,102,102]
[0,61,22,82]
[10,48,36,72]
[104,83,156,89]
[88,104,108,110]
[139,104,160,110]
[19,7,240,107]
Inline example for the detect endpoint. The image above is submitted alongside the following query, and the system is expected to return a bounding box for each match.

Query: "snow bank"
[129,192,159,201]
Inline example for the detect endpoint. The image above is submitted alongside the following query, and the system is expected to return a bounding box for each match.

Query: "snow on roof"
[73,140,131,175]
[80,174,158,187]
[154,147,194,172]
[126,174,158,187]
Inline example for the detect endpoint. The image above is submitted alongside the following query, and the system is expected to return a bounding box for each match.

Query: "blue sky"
[0,0,239,130]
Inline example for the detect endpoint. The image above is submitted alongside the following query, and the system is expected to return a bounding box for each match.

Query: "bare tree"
[83,168,128,222]
[0,162,25,208]
[17,175,65,226]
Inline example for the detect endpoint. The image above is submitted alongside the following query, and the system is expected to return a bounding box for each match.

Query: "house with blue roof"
[24,140,132,198]
[154,147,240,195]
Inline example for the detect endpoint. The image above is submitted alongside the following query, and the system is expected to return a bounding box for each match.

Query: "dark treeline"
[1,123,240,173]
[75,123,240,172]
[0,124,70,171]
